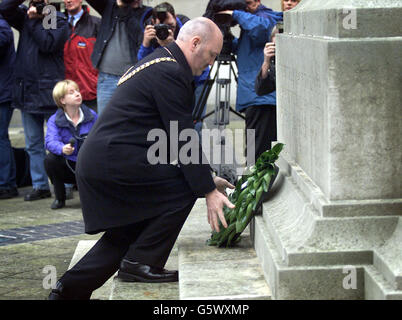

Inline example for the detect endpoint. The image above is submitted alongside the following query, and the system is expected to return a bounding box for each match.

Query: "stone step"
[177,199,271,300]
[67,198,271,300]
[68,240,180,300]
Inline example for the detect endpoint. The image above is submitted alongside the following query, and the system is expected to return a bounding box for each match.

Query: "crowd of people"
[0,0,300,299]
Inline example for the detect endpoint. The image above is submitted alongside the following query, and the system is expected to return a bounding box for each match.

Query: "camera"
[203,0,247,57]
[31,0,46,15]
[154,24,170,41]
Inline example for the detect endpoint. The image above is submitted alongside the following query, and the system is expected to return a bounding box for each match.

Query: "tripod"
[192,53,245,184]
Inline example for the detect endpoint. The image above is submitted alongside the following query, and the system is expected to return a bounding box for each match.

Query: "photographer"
[138,2,188,60]
[45,80,97,210]
[218,0,282,160]
[85,0,151,114]
[0,0,69,202]
[255,25,280,96]
[138,2,209,135]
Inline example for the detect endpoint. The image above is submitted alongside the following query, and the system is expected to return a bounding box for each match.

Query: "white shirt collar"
[64,107,84,128]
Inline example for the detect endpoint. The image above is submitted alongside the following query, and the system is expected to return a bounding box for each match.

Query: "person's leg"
[44,153,76,203]
[96,72,120,115]
[21,112,50,197]
[245,105,277,162]
[0,104,17,198]
[123,200,195,269]
[54,221,148,299]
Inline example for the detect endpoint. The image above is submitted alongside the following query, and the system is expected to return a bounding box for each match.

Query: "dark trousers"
[58,201,195,299]
[245,105,277,164]
[44,153,76,201]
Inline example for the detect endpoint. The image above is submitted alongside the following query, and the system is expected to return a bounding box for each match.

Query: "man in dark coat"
[0,14,17,199]
[0,0,69,201]
[49,17,234,300]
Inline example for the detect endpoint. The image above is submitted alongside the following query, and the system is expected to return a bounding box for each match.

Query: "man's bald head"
[176,17,223,76]
[177,17,220,42]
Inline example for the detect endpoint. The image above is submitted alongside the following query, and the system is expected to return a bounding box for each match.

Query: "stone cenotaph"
[251,0,402,299]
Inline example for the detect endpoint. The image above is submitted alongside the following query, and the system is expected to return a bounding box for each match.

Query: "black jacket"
[0,14,15,105]
[76,42,216,234]
[0,0,69,114]
[86,0,151,70]
[255,57,276,96]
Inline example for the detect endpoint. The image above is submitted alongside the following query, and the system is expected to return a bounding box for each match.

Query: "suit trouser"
[58,200,195,299]
[245,105,277,164]
[44,153,76,201]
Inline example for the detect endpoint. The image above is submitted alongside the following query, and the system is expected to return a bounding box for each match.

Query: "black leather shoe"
[48,281,91,300]
[24,188,51,201]
[51,199,65,210]
[0,187,18,199]
[117,259,178,283]
[48,281,67,300]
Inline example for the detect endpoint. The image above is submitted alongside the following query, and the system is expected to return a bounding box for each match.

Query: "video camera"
[203,0,247,57]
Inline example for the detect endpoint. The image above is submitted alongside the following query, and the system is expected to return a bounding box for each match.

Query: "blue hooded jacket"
[45,105,97,162]
[0,14,15,105]
[232,5,282,112]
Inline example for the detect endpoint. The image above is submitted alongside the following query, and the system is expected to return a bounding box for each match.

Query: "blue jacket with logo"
[232,6,282,112]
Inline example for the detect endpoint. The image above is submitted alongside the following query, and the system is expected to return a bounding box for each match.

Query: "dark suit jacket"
[76,42,216,234]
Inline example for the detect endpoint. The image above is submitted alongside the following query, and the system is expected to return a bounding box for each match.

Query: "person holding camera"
[85,0,151,115]
[44,80,97,210]
[218,0,282,161]
[0,0,69,202]
[0,14,18,200]
[138,2,209,136]
[255,26,279,96]
[138,2,189,60]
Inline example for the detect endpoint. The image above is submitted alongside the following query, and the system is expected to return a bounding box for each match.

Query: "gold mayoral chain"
[117,57,177,86]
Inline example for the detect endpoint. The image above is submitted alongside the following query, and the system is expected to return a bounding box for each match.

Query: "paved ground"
[1,122,100,300]
[1,109,246,300]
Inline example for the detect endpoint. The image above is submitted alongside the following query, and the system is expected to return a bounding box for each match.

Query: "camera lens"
[154,24,170,41]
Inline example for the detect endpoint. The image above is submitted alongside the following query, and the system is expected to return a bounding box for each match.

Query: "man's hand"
[213,176,235,197]
[62,144,74,156]
[264,42,275,61]
[142,24,156,47]
[206,188,235,233]
[27,6,43,19]
[261,42,275,79]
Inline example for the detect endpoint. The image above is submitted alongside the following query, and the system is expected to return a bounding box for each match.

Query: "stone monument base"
[251,152,402,299]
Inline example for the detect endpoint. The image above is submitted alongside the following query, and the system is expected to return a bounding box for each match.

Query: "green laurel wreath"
[207,143,284,247]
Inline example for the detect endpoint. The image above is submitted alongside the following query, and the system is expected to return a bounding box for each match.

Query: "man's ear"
[191,36,201,50]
